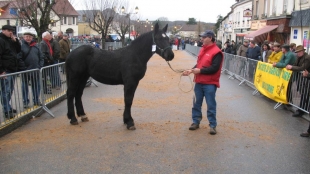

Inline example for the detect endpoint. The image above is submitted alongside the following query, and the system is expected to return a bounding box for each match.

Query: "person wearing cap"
[0,25,21,119]
[182,30,223,135]
[59,33,71,63]
[18,32,44,107]
[57,31,63,42]
[268,42,283,64]
[286,45,310,117]
[237,40,249,57]
[273,44,296,68]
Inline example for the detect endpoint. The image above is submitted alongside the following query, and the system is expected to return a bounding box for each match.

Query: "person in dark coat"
[49,32,61,89]
[246,41,261,81]
[40,31,54,94]
[18,32,44,107]
[0,25,21,119]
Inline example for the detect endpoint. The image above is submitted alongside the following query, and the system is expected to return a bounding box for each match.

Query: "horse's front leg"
[123,83,138,130]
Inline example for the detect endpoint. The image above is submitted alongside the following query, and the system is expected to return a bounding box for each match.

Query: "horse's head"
[153,23,174,61]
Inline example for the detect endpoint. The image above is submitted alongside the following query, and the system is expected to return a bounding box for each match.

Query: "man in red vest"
[182,30,223,135]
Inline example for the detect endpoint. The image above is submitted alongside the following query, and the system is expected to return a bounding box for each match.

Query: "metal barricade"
[0,69,42,127]
[285,71,310,114]
[185,44,201,56]
[39,63,67,117]
[104,42,123,50]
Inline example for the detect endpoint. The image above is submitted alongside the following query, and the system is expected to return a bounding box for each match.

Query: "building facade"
[289,0,310,51]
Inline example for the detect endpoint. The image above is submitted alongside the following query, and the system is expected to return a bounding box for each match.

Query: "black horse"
[66,23,174,130]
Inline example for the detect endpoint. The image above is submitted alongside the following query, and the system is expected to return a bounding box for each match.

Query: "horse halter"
[152,33,171,58]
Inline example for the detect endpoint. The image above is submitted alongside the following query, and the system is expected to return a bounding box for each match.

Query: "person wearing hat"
[18,32,44,108]
[286,45,310,117]
[273,44,296,68]
[182,30,223,135]
[0,25,21,119]
[237,40,249,57]
[59,33,71,63]
[268,42,283,64]
[300,51,310,137]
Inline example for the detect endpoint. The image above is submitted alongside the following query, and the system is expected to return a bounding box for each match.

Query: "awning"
[236,31,252,37]
[244,25,278,40]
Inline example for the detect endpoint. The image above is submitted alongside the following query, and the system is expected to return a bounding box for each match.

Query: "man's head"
[249,41,255,48]
[273,42,281,52]
[199,30,215,45]
[282,44,290,53]
[63,33,68,40]
[42,31,51,41]
[58,31,63,37]
[243,40,249,46]
[23,32,34,43]
[1,25,14,38]
[295,45,305,57]
[290,43,296,50]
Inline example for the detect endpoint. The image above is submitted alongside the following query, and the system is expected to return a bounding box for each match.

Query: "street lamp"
[121,6,139,42]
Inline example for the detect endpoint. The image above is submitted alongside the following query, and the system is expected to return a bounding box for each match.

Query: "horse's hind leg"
[67,75,80,125]
[75,75,89,122]
[123,83,138,130]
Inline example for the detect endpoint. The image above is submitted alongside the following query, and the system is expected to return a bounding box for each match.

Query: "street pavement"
[0,50,310,174]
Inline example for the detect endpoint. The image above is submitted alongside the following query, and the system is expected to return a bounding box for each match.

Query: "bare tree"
[83,0,122,48]
[13,0,56,41]
[12,0,76,41]
[111,14,129,46]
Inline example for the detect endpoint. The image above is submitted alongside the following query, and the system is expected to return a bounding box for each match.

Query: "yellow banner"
[254,62,292,104]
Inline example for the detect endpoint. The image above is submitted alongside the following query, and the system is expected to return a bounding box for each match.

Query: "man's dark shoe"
[4,112,15,119]
[210,127,217,135]
[34,102,42,106]
[300,132,310,137]
[189,123,199,130]
[292,110,304,117]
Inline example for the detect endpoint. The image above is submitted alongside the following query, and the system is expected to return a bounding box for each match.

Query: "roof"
[289,9,310,27]
[0,1,18,19]
[52,0,79,16]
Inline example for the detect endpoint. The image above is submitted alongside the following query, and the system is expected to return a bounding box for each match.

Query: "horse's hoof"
[127,126,136,130]
[70,121,79,125]
[81,117,89,122]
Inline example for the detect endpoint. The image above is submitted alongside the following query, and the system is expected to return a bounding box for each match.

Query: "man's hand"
[272,63,277,67]
[286,65,292,70]
[191,68,201,74]
[10,33,16,42]
[303,70,309,77]
[0,72,7,79]
[182,69,192,76]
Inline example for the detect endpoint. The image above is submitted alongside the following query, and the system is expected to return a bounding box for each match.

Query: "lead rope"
[166,61,194,93]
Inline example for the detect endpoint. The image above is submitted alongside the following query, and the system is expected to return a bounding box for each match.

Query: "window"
[73,17,75,24]
[63,16,67,24]
[7,20,10,25]
[264,0,268,15]
[301,0,308,4]
[283,0,288,12]
[256,1,259,16]
[68,17,72,25]
[273,0,277,14]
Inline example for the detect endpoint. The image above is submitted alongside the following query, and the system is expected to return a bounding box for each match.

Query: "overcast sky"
[74,0,235,23]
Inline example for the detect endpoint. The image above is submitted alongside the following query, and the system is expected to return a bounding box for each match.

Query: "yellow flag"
[254,61,292,104]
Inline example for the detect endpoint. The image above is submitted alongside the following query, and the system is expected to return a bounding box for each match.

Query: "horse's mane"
[131,31,153,46]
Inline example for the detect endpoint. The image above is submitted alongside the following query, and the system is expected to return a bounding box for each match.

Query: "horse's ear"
[154,23,159,34]
[162,24,168,33]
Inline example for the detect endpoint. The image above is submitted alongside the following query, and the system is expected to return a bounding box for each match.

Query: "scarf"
[43,38,53,56]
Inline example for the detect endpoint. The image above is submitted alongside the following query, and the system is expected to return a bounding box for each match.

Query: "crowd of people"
[223,38,310,137]
[0,25,71,119]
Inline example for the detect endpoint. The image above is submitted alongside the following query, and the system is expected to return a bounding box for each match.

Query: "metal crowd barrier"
[0,63,67,129]
[185,44,201,56]
[71,42,123,51]
[184,44,309,116]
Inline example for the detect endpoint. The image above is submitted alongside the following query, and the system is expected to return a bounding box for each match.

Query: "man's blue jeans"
[22,73,40,105]
[192,83,217,128]
[0,72,15,112]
